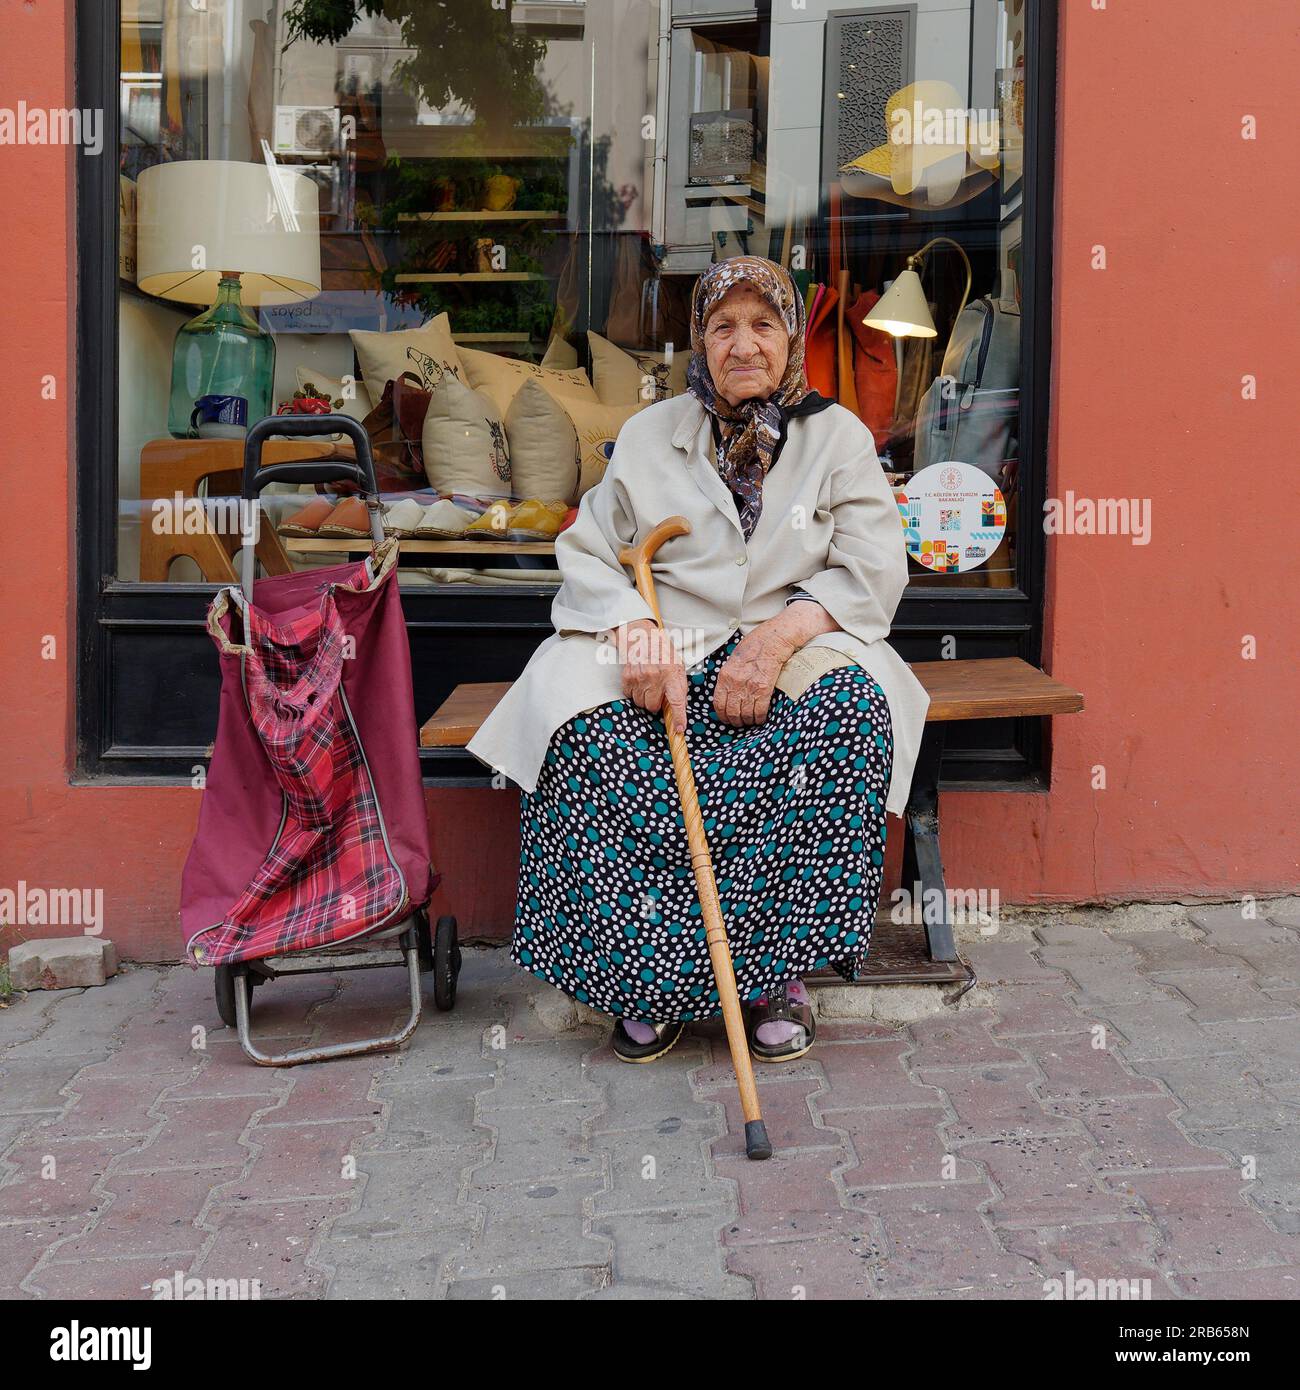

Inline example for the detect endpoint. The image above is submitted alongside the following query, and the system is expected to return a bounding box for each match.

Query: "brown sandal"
[747,980,816,1063]
[611,1019,686,1064]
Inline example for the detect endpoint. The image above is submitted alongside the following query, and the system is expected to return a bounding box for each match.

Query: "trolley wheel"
[214,965,237,1028]
[214,962,266,1028]
[433,916,460,1012]
[415,910,434,973]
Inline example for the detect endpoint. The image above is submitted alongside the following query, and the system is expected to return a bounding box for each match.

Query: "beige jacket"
[466,393,930,816]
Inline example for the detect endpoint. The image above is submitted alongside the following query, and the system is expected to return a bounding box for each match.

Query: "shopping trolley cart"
[179,414,460,1065]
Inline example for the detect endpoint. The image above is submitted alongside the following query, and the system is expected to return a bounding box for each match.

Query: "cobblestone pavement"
[2,903,1299,1300]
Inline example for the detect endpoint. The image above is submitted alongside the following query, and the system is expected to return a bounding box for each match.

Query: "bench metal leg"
[901,724,958,963]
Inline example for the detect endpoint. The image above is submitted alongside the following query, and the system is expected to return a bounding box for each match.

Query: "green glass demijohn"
[166,272,275,438]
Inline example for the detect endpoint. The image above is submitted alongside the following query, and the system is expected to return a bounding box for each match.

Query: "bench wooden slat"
[910,657,1084,722]
[420,657,1083,748]
[421,681,515,747]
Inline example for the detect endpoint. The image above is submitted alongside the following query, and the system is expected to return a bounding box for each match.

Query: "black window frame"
[75,0,1058,791]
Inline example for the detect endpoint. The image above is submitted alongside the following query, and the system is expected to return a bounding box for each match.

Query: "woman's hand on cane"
[611,618,688,732]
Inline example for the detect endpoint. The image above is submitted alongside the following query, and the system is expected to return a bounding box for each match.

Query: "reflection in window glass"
[116,0,1029,593]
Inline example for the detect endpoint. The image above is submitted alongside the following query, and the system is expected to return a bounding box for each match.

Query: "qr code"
[939,509,962,531]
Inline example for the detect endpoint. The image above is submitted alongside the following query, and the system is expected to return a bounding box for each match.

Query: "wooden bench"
[421,657,1084,985]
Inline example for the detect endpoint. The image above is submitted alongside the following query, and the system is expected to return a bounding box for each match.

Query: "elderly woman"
[468,256,929,1064]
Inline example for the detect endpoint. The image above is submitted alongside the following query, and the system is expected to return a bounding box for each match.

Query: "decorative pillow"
[421,371,512,499]
[540,334,579,370]
[293,366,372,421]
[350,313,465,396]
[587,330,689,406]
[504,379,581,505]
[563,398,642,499]
[457,344,598,417]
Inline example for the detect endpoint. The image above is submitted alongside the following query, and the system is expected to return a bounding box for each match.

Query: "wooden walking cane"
[619,517,773,1161]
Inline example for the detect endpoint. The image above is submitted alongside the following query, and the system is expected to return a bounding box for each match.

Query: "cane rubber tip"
[745,1120,773,1161]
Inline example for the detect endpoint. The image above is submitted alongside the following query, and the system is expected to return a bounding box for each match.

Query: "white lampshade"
[136,160,321,307]
[861,268,937,338]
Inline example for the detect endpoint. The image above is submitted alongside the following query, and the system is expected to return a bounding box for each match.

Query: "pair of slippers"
[380,497,479,538]
[612,980,816,1064]
[279,495,377,538]
[461,498,572,542]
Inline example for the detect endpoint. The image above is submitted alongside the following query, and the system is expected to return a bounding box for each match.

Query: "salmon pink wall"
[940,0,1299,905]
[0,0,1295,964]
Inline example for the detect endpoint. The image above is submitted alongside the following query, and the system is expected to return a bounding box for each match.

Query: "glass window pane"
[116,0,1032,595]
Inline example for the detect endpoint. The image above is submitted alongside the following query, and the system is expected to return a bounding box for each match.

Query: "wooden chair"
[137,436,356,583]
[419,657,1084,984]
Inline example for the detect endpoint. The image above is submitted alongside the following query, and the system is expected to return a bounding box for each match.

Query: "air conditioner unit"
[273,104,341,157]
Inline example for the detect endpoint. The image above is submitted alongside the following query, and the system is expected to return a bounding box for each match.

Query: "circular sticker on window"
[893,462,1007,574]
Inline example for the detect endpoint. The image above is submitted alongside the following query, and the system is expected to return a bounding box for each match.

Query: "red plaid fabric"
[192,575,408,966]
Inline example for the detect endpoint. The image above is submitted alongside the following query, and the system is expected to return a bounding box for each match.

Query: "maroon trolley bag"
[179,414,460,1066]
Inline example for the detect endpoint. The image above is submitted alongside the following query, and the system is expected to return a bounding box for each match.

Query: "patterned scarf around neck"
[685,256,811,539]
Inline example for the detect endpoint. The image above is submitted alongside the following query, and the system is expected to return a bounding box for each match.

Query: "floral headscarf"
[685,256,811,539]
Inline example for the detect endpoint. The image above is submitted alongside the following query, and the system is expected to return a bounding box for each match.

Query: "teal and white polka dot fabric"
[513,632,893,1023]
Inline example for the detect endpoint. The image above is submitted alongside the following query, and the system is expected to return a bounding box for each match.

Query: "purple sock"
[621,1019,659,1045]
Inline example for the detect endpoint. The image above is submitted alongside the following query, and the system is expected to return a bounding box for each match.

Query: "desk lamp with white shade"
[861,235,972,355]
[135,159,321,438]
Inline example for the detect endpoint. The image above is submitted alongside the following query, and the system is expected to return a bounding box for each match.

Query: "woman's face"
[703,284,790,407]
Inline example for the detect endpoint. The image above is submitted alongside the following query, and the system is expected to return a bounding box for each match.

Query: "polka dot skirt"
[513,632,894,1023]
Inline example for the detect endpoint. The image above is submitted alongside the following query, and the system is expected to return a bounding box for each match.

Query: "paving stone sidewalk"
[2,902,1299,1300]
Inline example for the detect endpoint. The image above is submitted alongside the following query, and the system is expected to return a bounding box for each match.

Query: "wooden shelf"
[382,127,573,159]
[394,272,545,283]
[282,537,558,555]
[397,210,565,222]
[719,190,766,217]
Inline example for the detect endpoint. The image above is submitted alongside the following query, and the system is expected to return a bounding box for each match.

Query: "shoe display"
[278,497,335,537]
[318,496,374,537]
[505,498,568,541]
[463,500,515,541]
[414,498,477,538]
[381,497,426,537]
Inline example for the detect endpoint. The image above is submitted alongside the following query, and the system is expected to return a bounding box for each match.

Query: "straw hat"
[840,80,1000,210]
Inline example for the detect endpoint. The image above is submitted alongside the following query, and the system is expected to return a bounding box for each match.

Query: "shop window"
[112,0,1035,598]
